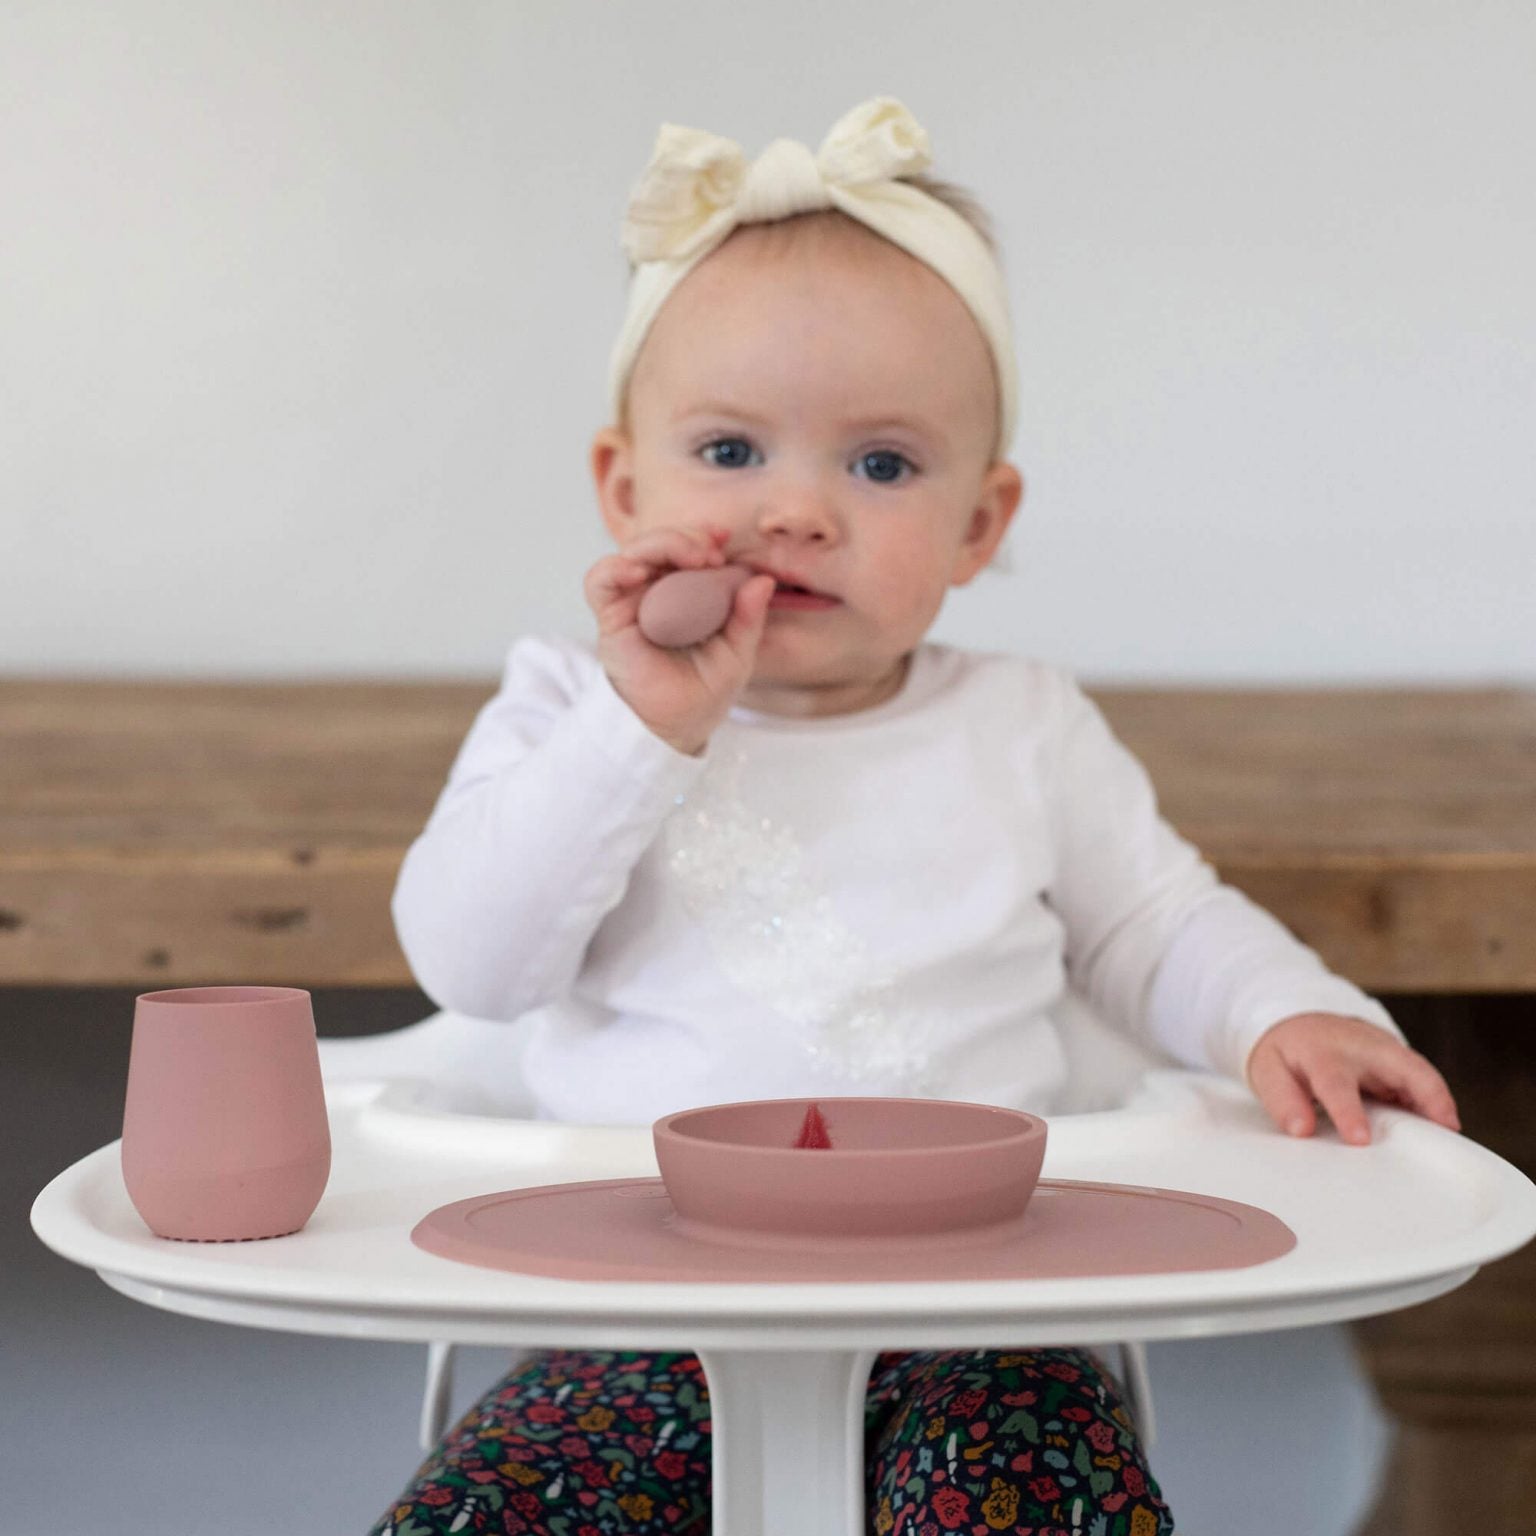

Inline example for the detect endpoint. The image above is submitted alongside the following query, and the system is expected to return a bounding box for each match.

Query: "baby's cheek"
[885,552,954,616]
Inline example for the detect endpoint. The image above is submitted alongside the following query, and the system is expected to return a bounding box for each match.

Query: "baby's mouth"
[768,581,840,612]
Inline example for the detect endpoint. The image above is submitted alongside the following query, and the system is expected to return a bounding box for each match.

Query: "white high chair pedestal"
[32,1013,1536,1536]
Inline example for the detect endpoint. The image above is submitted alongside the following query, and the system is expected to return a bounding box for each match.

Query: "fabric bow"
[620,96,934,265]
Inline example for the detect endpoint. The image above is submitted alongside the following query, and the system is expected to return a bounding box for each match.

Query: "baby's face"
[591,219,1022,717]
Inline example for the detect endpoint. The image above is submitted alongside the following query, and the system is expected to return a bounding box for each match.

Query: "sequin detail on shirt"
[662,743,938,1090]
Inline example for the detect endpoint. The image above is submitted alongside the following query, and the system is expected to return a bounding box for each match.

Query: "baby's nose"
[755,493,839,544]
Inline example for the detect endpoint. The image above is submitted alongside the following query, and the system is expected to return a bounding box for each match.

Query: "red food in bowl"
[794,1103,834,1149]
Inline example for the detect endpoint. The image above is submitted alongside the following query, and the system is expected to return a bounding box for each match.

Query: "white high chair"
[318,997,1391,1534]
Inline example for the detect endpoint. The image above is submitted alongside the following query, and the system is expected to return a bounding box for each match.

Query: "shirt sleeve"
[390,635,709,1021]
[1040,668,1402,1081]
[1146,885,1404,1082]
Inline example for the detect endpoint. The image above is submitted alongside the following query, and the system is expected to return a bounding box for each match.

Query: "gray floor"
[9,987,1390,1534]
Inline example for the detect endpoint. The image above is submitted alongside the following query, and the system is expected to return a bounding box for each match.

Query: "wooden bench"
[6,677,1535,1532]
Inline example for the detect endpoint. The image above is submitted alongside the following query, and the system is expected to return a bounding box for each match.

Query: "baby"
[377,98,1459,1536]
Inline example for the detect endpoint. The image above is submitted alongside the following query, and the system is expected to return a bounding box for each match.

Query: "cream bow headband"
[606,97,1018,460]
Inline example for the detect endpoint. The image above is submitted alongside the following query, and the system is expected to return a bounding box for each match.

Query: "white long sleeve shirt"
[393,635,1401,1126]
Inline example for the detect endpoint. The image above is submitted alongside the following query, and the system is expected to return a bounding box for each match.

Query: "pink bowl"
[652,1097,1047,1241]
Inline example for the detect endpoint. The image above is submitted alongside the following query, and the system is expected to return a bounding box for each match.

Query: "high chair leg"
[1117,1339,1156,1447]
[420,1341,457,1452]
[419,1343,538,1453]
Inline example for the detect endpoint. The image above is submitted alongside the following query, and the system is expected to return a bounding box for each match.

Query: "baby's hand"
[1246,1012,1461,1146]
[583,523,776,756]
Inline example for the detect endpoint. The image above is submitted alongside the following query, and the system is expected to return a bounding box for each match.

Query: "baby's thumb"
[721,573,775,658]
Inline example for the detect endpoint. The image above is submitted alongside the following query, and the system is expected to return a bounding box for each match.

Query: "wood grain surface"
[3,677,1534,988]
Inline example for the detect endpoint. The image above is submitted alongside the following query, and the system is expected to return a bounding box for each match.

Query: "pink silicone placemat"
[412,1177,1296,1283]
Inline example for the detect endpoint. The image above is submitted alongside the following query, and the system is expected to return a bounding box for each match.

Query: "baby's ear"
[590,425,638,541]
[951,462,1024,586]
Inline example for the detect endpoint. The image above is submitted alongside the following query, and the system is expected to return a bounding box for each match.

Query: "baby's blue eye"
[699,438,913,482]
[858,450,912,484]
[700,437,758,469]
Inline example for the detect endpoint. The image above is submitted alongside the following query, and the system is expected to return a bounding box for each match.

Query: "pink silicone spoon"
[638,564,755,649]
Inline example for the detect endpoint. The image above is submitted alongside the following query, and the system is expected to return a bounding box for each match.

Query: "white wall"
[3,0,1531,682]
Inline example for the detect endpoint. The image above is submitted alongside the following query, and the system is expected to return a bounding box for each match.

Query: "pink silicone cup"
[652,1096,1047,1240]
[120,986,331,1241]
[637,564,755,648]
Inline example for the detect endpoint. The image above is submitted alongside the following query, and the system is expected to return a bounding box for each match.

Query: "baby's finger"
[583,554,656,620]
[1363,1048,1462,1133]
[616,524,726,576]
[1307,1065,1372,1146]
[688,573,774,685]
[1247,1046,1319,1139]
[718,572,776,654]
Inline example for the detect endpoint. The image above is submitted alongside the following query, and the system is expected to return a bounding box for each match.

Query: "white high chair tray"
[31,1069,1536,1350]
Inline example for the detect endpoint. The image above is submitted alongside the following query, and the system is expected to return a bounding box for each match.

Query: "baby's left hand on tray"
[1246,1012,1462,1146]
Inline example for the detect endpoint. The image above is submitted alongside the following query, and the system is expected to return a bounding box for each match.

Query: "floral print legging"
[370,1345,1175,1535]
